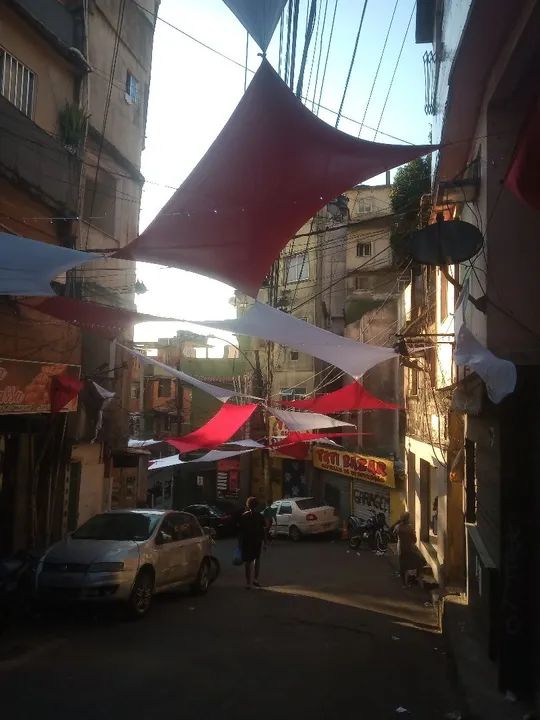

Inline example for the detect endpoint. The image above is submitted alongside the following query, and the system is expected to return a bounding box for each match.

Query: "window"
[356,242,372,257]
[82,168,116,236]
[125,71,139,103]
[278,502,292,515]
[0,49,35,117]
[440,266,449,322]
[295,498,318,510]
[280,388,306,401]
[354,276,369,290]
[286,253,309,283]
[157,379,172,398]
[409,367,418,396]
[130,383,140,400]
[356,198,374,214]
[290,351,299,361]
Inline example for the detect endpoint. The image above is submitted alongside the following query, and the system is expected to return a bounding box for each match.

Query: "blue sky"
[134,0,430,343]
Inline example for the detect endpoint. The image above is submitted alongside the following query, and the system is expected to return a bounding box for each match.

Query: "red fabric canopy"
[20,297,177,340]
[274,431,359,447]
[50,373,84,413]
[166,403,258,454]
[281,381,400,412]
[505,100,540,211]
[117,60,434,296]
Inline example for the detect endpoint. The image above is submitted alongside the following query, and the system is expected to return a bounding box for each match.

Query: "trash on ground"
[391,635,400,641]
[395,707,409,714]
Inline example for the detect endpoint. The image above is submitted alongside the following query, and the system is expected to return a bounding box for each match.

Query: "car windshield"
[72,513,160,541]
[295,498,320,510]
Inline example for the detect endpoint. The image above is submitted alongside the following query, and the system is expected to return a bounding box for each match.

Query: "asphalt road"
[0,538,463,720]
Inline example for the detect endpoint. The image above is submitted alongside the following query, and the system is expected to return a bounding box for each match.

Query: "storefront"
[313,445,402,524]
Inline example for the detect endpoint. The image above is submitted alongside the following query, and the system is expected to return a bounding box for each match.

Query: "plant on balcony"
[390,157,431,266]
[58,102,90,154]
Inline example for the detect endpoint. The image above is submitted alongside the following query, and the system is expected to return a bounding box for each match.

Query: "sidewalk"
[442,596,534,720]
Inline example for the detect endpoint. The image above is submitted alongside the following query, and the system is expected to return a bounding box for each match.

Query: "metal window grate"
[0,48,35,117]
[423,50,439,116]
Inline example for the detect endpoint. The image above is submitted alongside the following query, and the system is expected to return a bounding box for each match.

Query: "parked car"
[213,498,244,524]
[183,503,238,537]
[37,509,214,618]
[269,498,340,541]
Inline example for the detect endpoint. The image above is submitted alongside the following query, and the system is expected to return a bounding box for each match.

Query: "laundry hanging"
[281,381,400,412]
[166,403,258,454]
[119,344,243,403]
[22,297,179,340]
[222,0,287,52]
[196,301,396,378]
[269,407,355,432]
[454,325,516,404]
[116,60,434,296]
[0,232,100,296]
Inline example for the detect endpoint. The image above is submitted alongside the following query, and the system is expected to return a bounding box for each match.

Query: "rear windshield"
[295,498,320,510]
[72,513,160,541]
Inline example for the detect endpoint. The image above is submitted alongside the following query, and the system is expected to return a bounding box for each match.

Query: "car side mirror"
[203,526,216,539]
[156,531,172,545]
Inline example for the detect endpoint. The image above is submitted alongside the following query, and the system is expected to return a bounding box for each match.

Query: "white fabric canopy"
[222,0,287,51]
[454,325,517,404]
[128,439,164,448]
[269,407,355,432]
[148,444,260,470]
[221,439,265,449]
[0,232,100,296]
[148,455,184,470]
[196,301,396,378]
[119,345,237,403]
[186,447,258,464]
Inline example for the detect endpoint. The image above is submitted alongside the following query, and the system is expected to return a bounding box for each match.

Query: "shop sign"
[217,458,240,496]
[313,446,395,487]
[0,359,81,415]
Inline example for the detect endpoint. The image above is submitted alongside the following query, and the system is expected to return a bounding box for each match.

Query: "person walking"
[238,497,266,589]
[395,512,425,587]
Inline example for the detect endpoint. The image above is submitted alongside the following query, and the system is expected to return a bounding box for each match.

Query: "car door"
[175,512,205,582]
[154,514,187,588]
[276,501,293,535]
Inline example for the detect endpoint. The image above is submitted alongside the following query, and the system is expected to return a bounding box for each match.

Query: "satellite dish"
[406,220,483,265]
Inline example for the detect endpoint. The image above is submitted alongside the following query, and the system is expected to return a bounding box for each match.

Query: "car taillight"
[306,513,318,521]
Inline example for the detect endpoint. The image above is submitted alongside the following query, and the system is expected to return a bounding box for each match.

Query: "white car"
[37,509,214,618]
[269,497,340,541]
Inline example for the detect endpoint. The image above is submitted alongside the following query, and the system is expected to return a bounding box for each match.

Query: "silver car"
[37,509,213,617]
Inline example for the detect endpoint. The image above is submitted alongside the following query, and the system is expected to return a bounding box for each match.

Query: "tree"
[390,157,431,265]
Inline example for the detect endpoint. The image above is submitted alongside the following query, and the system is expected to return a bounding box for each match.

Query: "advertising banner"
[0,359,80,415]
[313,445,395,487]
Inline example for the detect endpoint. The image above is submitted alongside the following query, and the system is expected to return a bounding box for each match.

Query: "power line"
[335,0,369,128]
[309,0,329,111]
[315,0,339,115]
[296,0,318,99]
[358,0,399,137]
[373,1,415,140]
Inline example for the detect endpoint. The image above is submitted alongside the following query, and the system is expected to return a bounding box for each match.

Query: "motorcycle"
[347,511,393,552]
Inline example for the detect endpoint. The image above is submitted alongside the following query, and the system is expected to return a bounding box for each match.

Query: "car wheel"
[191,559,211,595]
[289,525,302,542]
[127,568,154,619]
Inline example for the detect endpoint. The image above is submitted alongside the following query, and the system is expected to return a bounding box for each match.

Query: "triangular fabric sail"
[454,325,516,404]
[196,301,395,378]
[269,407,355,432]
[505,99,540,211]
[119,344,240,403]
[116,61,434,296]
[166,403,258,454]
[21,297,180,340]
[0,232,100,296]
[49,374,84,413]
[282,381,400,412]
[222,0,287,52]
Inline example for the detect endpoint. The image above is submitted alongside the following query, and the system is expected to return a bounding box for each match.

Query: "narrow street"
[1,539,463,720]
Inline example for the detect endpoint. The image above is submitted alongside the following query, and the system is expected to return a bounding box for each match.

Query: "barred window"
[0,48,35,117]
